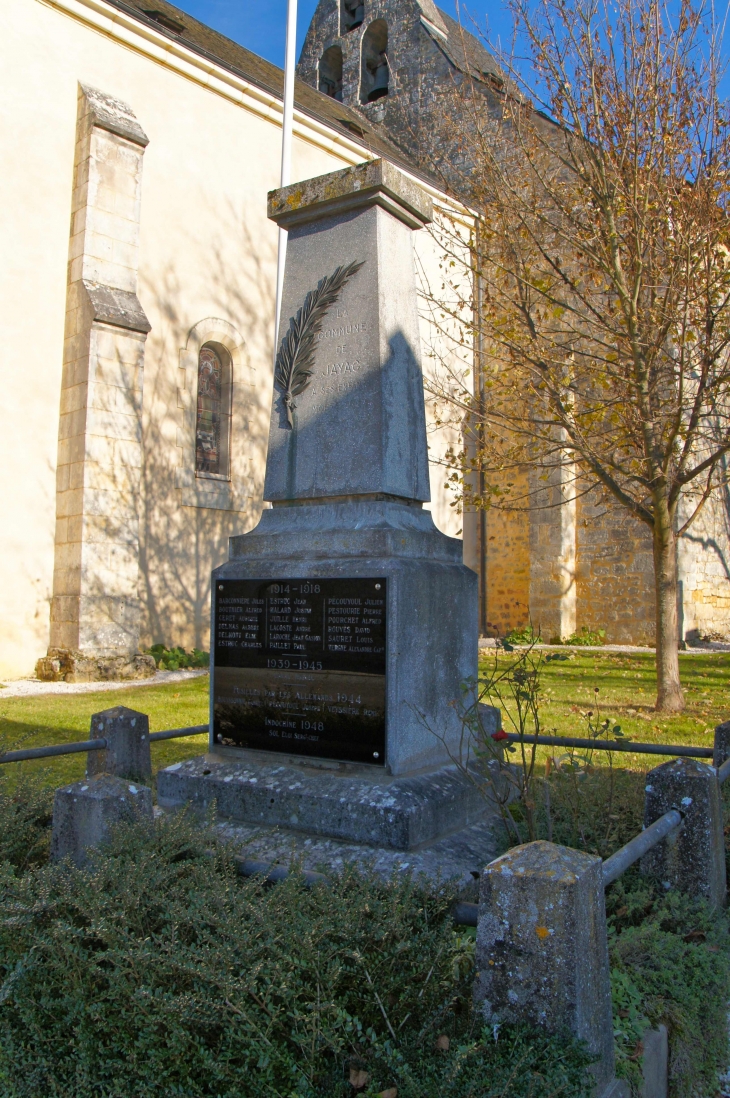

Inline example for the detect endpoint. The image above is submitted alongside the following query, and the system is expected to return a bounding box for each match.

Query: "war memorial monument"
[158,160,499,872]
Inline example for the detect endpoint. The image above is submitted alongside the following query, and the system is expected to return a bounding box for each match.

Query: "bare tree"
[427,0,730,710]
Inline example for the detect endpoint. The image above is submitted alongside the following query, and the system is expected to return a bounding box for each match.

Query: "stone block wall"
[481,476,657,644]
[528,462,577,642]
[574,488,656,645]
[482,471,531,637]
[678,487,730,641]
[482,479,730,647]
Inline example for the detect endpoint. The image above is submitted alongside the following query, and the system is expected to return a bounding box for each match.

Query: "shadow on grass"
[0,719,89,753]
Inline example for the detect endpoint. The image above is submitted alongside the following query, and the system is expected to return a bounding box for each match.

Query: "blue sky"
[171,1,320,66]
[171,1,502,69]
[169,2,730,109]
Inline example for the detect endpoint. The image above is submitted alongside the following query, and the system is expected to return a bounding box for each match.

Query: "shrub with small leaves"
[562,626,607,647]
[0,805,593,1098]
[606,873,730,1097]
[503,623,541,646]
[0,774,52,871]
[145,644,210,671]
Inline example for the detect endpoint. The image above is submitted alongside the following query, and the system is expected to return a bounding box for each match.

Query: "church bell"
[345,1,364,28]
[368,58,389,100]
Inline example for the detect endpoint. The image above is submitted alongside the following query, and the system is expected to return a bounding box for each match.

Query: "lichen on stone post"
[641,757,726,907]
[475,840,628,1098]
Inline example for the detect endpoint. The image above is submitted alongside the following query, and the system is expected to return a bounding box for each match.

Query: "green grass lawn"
[483,648,730,769]
[1,651,728,790]
[0,674,209,788]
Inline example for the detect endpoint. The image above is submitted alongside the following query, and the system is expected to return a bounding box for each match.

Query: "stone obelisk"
[159,160,484,853]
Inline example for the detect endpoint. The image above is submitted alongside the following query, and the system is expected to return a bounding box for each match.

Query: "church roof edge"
[100,0,442,193]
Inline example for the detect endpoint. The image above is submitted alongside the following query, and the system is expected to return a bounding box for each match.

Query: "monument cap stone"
[267,158,433,231]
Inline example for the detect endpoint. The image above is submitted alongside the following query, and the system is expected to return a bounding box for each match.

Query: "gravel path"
[0,669,208,700]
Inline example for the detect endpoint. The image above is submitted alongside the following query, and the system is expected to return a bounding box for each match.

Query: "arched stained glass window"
[195,342,232,477]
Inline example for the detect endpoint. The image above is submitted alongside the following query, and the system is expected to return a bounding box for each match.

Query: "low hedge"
[0,780,591,1097]
[0,773,727,1096]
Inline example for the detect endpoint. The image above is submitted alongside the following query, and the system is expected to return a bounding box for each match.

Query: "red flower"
[492,729,509,742]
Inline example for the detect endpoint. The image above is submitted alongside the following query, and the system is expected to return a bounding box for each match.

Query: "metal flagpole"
[274,0,298,359]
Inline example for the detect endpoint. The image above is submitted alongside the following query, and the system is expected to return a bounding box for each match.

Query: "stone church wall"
[297,0,730,648]
[575,489,656,646]
[678,487,730,643]
[479,480,730,647]
[483,480,531,638]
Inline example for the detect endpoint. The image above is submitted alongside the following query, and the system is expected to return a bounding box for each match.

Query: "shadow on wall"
[92,206,277,653]
[142,210,276,651]
[679,452,730,641]
[681,452,730,583]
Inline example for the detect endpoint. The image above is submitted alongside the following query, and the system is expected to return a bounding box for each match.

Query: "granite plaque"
[213,577,386,764]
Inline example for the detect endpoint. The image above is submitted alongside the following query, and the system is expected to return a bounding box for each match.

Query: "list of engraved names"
[215,578,386,673]
[213,578,388,764]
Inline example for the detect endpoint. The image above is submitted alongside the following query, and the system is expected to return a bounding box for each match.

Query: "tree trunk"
[653,506,684,712]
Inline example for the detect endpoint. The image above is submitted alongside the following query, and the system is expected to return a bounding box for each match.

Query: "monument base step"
[157,753,495,851]
[200,812,503,888]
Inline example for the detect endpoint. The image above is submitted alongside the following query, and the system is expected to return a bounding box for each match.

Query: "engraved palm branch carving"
[274,260,365,428]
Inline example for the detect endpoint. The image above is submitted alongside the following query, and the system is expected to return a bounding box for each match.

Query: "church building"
[1,0,728,681]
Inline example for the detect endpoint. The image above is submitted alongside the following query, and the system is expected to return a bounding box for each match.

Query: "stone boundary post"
[641,757,726,908]
[713,720,730,769]
[86,706,152,782]
[51,776,153,864]
[474,840,628,1098]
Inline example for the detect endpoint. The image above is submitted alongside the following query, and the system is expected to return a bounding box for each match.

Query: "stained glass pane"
[196,345,223,474]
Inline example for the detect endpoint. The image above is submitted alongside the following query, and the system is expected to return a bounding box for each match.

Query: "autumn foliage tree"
[429,0,730,710]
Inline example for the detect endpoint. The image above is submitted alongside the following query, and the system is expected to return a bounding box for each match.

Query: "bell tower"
[297,0,454,164]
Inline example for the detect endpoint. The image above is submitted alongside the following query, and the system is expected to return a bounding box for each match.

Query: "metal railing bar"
[602,809,682,887]
[718,757,730,784]
[0,725,207,765]
[503,732,713,759]
[148,725,208,743]
[1,726,714,767]
[0,738,108,764]
[234,857,330,888]
[452,901,478,926]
